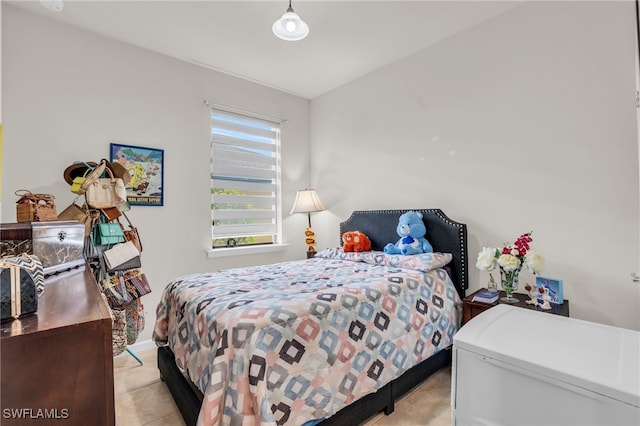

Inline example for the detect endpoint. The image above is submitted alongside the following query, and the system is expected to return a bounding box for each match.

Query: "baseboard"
[114,339,156,359]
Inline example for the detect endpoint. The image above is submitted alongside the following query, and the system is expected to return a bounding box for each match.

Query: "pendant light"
[272,0,309,41]
[39,0,64,12]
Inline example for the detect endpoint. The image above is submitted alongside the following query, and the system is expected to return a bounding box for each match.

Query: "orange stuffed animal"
[342,231,372,252]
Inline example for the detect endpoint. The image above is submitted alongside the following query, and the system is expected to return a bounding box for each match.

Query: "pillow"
[316,248,452,272]
[315,247,366,262]
[360,251,452,272]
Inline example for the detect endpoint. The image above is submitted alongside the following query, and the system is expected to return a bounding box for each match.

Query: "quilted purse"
[85,165,127,209]
[93,222,125,246]
[0,257,41,321]
[0,254,45,296]
[100,268,151,309]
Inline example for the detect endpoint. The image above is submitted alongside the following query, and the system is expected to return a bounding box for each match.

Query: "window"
[210,108,281,249]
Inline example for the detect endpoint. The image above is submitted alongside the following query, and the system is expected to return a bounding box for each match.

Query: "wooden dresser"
[0,264,115,425]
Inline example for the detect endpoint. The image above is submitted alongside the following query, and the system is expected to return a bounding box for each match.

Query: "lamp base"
[306,251,316,259]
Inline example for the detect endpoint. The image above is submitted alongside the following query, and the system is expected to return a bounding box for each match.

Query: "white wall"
[2,5,311,342]
[2,1,639,339]
[311,1,640,330]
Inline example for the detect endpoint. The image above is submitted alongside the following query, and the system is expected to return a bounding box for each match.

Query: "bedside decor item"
[15,190,57,222]
[538,286,552,310]
[290,188,325,258]
[536,276,564,305]
[476,232,544,303]
[472,289,499,304]
[487,272,498,292]
[524,283,538,305]
[383,210,434,255]
[272,0,309,41]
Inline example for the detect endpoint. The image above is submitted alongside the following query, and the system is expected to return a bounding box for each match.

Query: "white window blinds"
[210,108,281,248]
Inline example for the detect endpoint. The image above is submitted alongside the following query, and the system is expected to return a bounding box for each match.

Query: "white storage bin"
[452,304,639,426]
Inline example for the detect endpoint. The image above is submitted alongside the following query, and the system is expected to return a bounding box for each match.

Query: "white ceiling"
[8,0,524,99]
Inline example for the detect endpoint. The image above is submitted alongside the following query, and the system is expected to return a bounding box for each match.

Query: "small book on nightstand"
[472,289,499,304]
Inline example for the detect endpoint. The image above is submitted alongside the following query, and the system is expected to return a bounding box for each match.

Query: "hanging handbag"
[101,206,122,222]
[0,258,40,321]
[103,241,141,272]
[70,163,95,195]
[125,298,145,345]
[100,268,151,309]
[79,159,107,194]
[111,306,128,356]
[118,211,142,253]
[57,201,98,238]
[93,220,125,246]
[85,165,127,209]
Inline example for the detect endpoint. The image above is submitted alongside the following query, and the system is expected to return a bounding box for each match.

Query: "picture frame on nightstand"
[536,276,563,304]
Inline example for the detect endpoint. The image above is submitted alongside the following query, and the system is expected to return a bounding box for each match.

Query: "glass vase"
[500,266,521,303]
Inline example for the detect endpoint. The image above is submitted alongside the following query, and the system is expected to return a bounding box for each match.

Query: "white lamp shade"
[272,10,309,41]
[290,189,324,214]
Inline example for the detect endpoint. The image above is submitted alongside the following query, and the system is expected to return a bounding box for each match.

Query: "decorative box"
[1,221,85,276]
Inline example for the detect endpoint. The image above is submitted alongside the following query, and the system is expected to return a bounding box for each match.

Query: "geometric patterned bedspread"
[153,254,462,426]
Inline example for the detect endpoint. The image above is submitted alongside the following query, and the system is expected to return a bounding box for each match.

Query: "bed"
[154,209,468,426]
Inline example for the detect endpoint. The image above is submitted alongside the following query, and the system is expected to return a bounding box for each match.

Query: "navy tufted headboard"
[339,209,468,299]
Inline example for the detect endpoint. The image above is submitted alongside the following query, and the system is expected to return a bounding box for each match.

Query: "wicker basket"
[15,190,58,222]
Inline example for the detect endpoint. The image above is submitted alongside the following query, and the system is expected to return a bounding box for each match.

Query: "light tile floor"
[114,349,452,426]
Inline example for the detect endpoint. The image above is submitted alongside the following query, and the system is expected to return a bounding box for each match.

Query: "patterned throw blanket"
[153,251,462,426]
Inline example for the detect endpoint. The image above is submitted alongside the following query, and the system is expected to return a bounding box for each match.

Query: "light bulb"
[272,5,309,41]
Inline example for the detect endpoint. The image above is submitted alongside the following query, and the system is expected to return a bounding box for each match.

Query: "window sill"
[206,244,290,259]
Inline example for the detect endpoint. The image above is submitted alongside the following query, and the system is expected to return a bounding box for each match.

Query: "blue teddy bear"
[384,211,434,255]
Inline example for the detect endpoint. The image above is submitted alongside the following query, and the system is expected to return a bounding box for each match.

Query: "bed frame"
[157,208,468,426]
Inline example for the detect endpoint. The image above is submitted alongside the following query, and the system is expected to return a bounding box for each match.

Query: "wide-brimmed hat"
[64,160,131,186]
[106,161,131,186]
[63,161,97,185]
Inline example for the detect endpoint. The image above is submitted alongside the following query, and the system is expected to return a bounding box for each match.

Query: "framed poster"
[110,143,164,206]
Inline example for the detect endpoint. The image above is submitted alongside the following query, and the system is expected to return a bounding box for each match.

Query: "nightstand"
[462,288,570,325]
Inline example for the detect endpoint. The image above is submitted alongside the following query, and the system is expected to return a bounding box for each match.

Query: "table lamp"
[290,189,325,258]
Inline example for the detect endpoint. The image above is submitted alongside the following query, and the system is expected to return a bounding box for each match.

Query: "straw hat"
[64,160,131,186]
[63,161,97,185]
[106,161,131,186]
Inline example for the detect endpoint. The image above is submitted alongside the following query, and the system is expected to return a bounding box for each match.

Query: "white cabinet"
[451,304,639,426]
